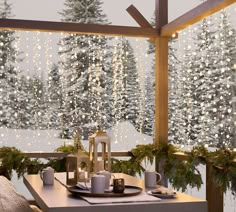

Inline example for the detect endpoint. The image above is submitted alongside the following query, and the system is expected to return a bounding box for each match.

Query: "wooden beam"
[161,0,236,37]
[0,18,158,38]
[155,0,168,31]
[126,4,153,28]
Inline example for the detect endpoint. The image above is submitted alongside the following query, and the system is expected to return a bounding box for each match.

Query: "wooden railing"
[24,151,131,158]
[25,151,228,212]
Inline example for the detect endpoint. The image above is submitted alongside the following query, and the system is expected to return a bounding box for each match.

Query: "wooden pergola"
[0,0,236,212]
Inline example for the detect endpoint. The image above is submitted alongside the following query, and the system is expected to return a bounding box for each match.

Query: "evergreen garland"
[0,144,235,195]
[113,143,236,194]
[0,146,66,180]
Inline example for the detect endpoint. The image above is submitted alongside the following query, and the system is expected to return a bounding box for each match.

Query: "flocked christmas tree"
[0,0,22,128]
[14,75,34,129]
[111,38,141,130]
[171,9,236,148]
[45,63,63,129]
[58,0,111,138]
[210,10,236,147]
[30,75,47,129]
[111,38,126,124]
[167,39,183,144]
[124,39,141,130]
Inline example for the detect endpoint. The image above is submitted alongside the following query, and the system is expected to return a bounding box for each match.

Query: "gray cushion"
[0,176,33,212]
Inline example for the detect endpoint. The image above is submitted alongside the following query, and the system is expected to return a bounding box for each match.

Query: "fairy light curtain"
[169,7,236,148]
[0,5,235,151]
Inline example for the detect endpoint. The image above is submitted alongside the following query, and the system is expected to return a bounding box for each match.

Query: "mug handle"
[155,172,162,183]
[84,180,91,191]
[40,169,46,183]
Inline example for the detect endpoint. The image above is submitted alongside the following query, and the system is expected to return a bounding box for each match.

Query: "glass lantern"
[66,149,89,186]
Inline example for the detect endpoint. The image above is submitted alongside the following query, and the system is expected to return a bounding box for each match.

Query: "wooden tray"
[68,185,142,197]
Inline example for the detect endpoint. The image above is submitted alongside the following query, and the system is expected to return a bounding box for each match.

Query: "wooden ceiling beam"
[126,4,153,28]
[0,18,158,38]
[161,0,236,37]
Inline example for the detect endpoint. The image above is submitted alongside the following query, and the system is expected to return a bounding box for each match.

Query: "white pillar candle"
[97,160,104,172]
[78,170,85,181]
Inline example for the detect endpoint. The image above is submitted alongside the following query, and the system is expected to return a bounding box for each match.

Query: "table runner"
[54,172,161,204]
[80,191,161,204]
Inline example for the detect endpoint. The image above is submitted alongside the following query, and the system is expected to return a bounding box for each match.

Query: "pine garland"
[0,144,235,195]
[112,143,236,194]
[0,146,66,180]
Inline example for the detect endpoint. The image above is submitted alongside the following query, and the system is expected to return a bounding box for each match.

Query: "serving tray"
[67,185,142,197]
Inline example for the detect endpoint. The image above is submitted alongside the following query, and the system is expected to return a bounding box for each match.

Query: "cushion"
[0,176,33,212]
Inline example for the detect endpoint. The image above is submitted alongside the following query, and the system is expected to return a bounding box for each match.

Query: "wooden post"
[206,163,224,212]
[154,0,169,146]
[154,37,169,146]
[155,37,169,187]
[154,0,169,186]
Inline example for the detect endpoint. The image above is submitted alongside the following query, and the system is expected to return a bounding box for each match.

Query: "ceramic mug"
[97,170,114,190]
[90,174,106,193]
[144,170,162,188]
[40,167,54,185]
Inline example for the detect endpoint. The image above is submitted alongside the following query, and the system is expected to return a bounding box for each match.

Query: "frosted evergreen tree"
[179,12,236,148]
[46,64,63,129]
[179,43,203,145]
[111,38,141,129]
[142,65,155,136]
[167,39,182,144]
[0,0,21,128]
[13,75,33,128]
[58,0,110,138]
[210,10,236,147]
[111,39,126,124]
[30,76,46,129]
[122,39,141,129]
[181,18,218,146]
[86,61,110,134]
[142,41,155,136]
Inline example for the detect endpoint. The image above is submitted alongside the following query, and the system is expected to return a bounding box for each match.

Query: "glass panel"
[168,6,236,148]
[0,30,154,151]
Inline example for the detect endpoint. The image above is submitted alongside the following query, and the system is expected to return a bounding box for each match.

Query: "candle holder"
[66,149,89,186]
[88,130,111,174]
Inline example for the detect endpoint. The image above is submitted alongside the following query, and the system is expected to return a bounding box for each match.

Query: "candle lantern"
[88,130,111,174]
[66,149,90,186]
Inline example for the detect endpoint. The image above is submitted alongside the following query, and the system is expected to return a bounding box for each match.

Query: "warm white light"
[172,33,177,38]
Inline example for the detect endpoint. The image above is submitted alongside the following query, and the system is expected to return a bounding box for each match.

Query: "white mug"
[144,170,162,188]
[97,170,114,190]
[40,167,54,185]
[91,175,106,193]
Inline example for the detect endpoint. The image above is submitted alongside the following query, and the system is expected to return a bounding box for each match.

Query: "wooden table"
[23,173,207,212]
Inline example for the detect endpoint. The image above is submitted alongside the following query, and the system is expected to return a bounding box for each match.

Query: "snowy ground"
[0,122,235,211]
[0,121,152,152]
